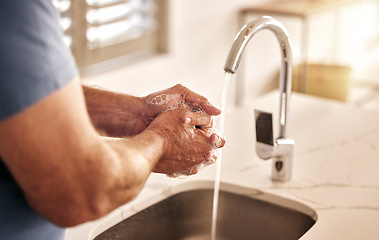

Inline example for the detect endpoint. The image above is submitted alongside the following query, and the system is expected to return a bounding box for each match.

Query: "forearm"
[0,79,165,227]
[82,84,148,137]
[24,129,164,227]
[77,129,164,224]
[102,129,165,201]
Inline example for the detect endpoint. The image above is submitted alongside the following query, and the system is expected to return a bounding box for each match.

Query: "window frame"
[61,0,168,75]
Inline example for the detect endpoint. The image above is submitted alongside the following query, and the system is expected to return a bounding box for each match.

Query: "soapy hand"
[143,84,221,122]
[147,102,225,177]
[82,84,221,138]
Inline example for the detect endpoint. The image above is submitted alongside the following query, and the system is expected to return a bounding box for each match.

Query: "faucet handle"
[255,109,275,160]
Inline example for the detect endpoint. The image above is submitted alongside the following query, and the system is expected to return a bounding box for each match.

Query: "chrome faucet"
[224,16,295,181]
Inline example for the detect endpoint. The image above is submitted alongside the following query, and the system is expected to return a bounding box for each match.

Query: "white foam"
[149,94,179,106]
[162,100,186,113]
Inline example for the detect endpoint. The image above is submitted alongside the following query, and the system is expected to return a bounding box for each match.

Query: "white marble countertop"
[66,91,379,240]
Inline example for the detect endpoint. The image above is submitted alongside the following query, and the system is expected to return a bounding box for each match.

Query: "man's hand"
[83,84,221,138]
[83,83,226,176]
[143,84,221,122]
[146,102,225,177]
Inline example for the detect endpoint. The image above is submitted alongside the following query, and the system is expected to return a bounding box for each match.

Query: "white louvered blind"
[52,0,167,73]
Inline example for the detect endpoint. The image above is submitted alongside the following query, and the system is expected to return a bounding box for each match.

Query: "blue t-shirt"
[0,0,78,239]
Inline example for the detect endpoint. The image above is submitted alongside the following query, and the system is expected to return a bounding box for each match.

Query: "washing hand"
[83,84,225,176]
[144,84,221,120]
[147,102,225,177]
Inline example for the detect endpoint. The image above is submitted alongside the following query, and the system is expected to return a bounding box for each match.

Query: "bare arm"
[82,84,222,137]
[0,77,224,227]
[82,85,148,137]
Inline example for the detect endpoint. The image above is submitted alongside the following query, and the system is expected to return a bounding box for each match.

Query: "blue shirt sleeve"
[0,0,78,120]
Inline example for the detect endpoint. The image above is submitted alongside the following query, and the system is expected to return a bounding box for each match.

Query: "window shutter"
[53,0,167,73]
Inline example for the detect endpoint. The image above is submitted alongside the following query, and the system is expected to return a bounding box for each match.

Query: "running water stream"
[210,72,234,240]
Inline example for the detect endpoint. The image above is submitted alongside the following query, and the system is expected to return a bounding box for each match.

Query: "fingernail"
[182,117,191,124]
[209,156,217,163]
[212,135,223,148]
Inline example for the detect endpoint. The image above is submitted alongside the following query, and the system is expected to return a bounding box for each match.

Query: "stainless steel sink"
[92,181,317,240]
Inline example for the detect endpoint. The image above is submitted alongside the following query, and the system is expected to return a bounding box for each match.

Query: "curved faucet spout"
[224,16,294,181]
[224,16,293,138]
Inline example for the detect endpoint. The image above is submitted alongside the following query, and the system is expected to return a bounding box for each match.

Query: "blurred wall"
[82,0,379,108]
[82,0,268,108]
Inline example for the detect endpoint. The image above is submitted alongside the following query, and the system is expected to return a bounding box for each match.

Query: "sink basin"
[92,181,316,240]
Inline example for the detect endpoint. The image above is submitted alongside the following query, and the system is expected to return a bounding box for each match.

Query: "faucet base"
[271,138,295,182]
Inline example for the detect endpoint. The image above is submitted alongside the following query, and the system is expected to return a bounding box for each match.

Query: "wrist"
[133,127,166,167]
[137,95,162,123]
[133,96,152,125]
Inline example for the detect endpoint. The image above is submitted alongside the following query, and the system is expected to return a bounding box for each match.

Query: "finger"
[204,151,217,164]
[181,112,212,126]
[148,84,221,116]
[172,84,220,116]
[184,93,221,116]
[209,133,226,149]
[190,166,198,175]
[209,118,214,128]
[146,93,183,116]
